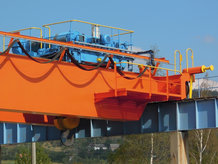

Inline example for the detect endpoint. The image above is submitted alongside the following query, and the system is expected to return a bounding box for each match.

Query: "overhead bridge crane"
[0,20,214,133]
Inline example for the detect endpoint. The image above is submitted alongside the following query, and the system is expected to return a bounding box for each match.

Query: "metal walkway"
[1,97,217,144]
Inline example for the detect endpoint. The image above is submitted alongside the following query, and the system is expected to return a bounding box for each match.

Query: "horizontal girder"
[0,97,217,145]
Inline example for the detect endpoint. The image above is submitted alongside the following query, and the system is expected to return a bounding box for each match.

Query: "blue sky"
[0,0,218,78]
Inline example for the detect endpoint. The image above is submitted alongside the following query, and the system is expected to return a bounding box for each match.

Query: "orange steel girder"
[0,52,190,121]
[0,31,193,123]
[0,111,54,125]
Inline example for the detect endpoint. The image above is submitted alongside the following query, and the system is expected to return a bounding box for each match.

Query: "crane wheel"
[54,117,80,130]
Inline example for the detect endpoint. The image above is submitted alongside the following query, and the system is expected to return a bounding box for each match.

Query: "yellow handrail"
[117,61,180,73]
[186,48,194,72]
[111,32,132,37]
[174,50,183,74]
[42,19,134,37]
[186,48,194,98]
[43,19,134,32]
[3,36,5,51]
[44,26,51,48]
[10,27,43,48]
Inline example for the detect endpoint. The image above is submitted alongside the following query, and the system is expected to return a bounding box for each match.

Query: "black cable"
[134,50,154,55]
[17,41,65,64]
[66,49,109,71]
[0,39,19,55]
[108,56,148,80]
[1,39,148,79]
[0,39,65,64]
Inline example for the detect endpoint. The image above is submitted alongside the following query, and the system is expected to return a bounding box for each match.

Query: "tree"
[15,146,31,164]
[189,74,218,164]
[108,133,170,164]
[15,143,51,164]
[189,129,218,164]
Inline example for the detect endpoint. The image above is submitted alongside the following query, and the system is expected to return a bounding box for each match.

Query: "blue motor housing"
[100,34,111,44]
[11,31,134,71]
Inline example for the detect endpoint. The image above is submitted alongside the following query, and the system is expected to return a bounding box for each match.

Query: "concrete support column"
[170,131,189,164]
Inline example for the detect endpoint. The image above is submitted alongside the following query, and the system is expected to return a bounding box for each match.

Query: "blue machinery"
[10,20,136,71]
[1,97,218,145]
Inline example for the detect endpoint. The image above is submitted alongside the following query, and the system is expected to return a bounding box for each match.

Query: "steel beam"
[0,123,60,144]
[72,97,218,138]
[0,97,217,145]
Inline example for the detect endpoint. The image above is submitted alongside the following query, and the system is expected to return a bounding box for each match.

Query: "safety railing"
[195,76,218,98]
[174,50,183,74]
[2,20,134,54]
[42,19,134,50]
[43,26,51,48]
[186,48,194,72]
[113,61,182,99]
[117,61,180,73]
[42,19,134,36]
[3,27,43,51]
[2,36,5,51]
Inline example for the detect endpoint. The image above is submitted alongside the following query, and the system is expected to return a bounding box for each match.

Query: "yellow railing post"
[186,48,194,72]
[189,75,193,98]
[174,50,183,74]
[186,48,194,98]
[118,61,180,73]
[3,36,5,51]
[44,26,51,48]
[114,62,118,97]
[10,27,43,48]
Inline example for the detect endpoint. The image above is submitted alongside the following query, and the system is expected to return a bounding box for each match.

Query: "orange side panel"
[0,53,145,121]
[0,111,54,125]
[0,53,190,121]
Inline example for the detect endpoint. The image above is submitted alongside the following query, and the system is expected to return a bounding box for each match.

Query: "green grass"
[1,160,62,164]
[1,160,15,164]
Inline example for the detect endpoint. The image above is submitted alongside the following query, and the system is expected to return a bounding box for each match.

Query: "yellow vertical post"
[114,62,117,97]
[44,26,51,48]
[39,28,43,49]
[10,27,43,48]
[189,75,193,98]
[186,48,194,72]
[174,50,183,74]
[186,48,194,98]
[149,67,152,98]
[166,70,169,100]
[3,36,5,51]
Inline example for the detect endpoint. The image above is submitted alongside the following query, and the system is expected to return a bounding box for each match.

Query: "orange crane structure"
[0,20,213,131]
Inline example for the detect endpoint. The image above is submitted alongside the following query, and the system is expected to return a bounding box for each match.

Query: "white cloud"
[195,35,216,44]
[203,35,215,43]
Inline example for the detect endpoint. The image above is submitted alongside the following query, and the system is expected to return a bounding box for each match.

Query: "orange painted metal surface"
[0,111,54,125]
[0,31,205,122]
[183,65,214,74]
[0,51,191,121]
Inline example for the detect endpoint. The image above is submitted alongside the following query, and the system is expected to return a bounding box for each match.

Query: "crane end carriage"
[0,20,214,130]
